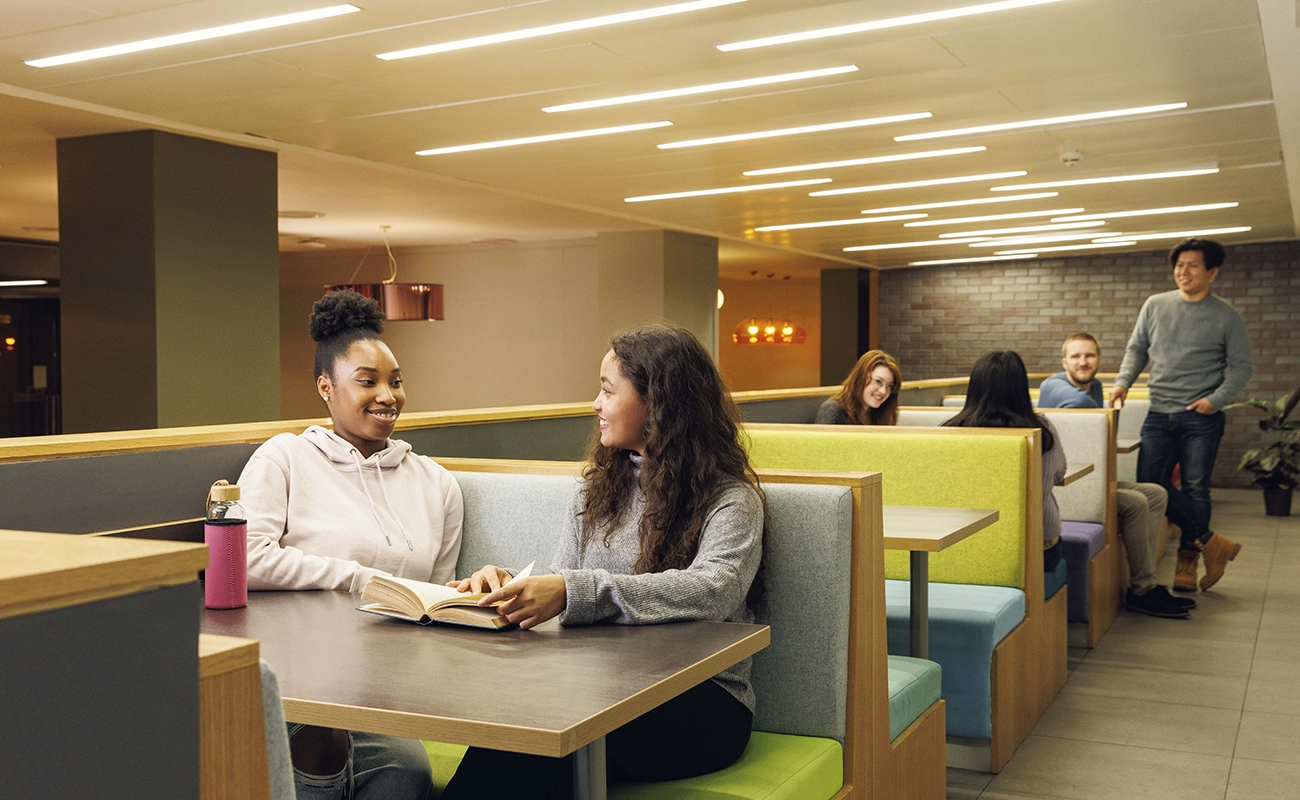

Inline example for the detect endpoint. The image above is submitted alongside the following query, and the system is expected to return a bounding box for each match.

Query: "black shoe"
[1126,587,1191,618]
[1147,584,1196,610]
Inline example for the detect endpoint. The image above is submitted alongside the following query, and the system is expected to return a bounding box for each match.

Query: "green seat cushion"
[887,656,942,741]
[611,732,842,800]
[423,741,468,794]
[425,733,840,800]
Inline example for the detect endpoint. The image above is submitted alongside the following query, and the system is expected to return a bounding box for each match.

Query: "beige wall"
[717,277,820,391]
[280,239,607,419]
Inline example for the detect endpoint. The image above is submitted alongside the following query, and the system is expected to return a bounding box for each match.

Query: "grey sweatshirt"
[552,468,765,713]
[1115,290,1253,414]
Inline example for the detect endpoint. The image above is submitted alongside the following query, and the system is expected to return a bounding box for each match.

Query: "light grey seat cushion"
[260,660,295,800]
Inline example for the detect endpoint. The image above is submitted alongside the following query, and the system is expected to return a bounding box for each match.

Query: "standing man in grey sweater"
[1111,238,1253,593]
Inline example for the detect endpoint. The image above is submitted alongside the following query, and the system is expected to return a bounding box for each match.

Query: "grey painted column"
[597,230,719,357]
[57,129,279,432]
[820,267,877,386]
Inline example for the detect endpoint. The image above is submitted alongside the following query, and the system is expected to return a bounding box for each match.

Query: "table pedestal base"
[574,735,607,800]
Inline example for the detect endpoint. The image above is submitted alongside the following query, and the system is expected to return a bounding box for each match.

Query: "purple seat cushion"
[1060,521,1106,623]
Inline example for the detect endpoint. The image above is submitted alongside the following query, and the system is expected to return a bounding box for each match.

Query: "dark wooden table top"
[202,590,769,757]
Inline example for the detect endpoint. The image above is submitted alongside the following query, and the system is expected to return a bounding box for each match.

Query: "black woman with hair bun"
[237,289,462,800]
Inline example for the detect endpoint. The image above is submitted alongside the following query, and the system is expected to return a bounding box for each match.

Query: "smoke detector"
[1060,149,1083,167]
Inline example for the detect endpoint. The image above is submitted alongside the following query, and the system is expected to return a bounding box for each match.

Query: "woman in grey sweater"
[443,323,768,798]
[815,349,902,425]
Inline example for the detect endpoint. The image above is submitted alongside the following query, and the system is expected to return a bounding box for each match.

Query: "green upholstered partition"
[745,426,1029,591]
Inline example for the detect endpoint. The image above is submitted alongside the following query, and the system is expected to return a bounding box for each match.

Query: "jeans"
[287,724,434,800]
[1136,410,1226,549]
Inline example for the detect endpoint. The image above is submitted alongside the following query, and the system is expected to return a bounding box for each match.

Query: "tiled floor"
[947,488,1300,800]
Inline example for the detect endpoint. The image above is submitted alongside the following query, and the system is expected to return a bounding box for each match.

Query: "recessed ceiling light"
[991,168,1218,191]
[810,171,1026,197]
[844,237,991,251]
[377,0,746,60]
[25,4,360,68]
[909,254,1039,266]
[278,210,326,219]
[0,280,49,287]
[905,208,1083,227]
[1092,226,1252,243]
[894,102,1189,141]
[743,146,985,176]
[542,65,857,112]
[1052,202,1239,222]
[993,241,1139,255]
[657,113,931,149]
[937,221,1105,238]
[418,120,672,155]
[969,232,1115,247]
[754,213,927,231]
[717,0,1063,51]
[861,192,1058,214]
[625,178,831,203]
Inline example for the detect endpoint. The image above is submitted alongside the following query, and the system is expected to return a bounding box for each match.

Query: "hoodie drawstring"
[348,448,393,546]
[375,461,415,551]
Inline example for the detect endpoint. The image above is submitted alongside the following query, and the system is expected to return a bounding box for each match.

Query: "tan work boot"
[1174,548,1200,592]
[1200,532,1242,591]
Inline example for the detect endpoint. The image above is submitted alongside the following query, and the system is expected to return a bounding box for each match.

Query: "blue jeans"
[1136,410,1225,549]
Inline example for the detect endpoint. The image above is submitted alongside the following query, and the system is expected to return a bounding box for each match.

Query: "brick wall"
[878,240,1300,488]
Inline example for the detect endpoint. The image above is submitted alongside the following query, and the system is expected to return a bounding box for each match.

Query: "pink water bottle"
[205,481,248,609]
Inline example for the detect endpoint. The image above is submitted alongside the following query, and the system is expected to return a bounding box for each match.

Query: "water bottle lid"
[210,484,241,502]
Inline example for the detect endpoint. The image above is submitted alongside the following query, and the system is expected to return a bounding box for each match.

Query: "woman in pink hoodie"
[239,290,462,800]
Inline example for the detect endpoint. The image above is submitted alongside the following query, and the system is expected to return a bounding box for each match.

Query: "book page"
[381,576,467,611]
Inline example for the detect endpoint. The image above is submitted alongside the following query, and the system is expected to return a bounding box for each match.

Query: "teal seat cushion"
[888,656,942,741]
[1044,556,1068,602]
[611,732,842,800]
[885,580,1025,739]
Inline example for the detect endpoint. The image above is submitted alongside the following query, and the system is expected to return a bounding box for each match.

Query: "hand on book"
[480,574,567,631]
[447,565,513,594]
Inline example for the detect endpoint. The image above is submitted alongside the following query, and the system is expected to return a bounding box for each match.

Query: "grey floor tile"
[1244,672,1300,716]
[1234,711,1300,764]
[945,767,991,799]
[1105,602,1261,644]
[986,735,1231,800]
[1063,659,1248,710]
[1085,631,1255,678]
[1031,692,1240,756]
[1225,758,1300,800]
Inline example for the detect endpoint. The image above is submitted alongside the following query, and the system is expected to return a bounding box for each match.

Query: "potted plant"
[1227,386,1300,516]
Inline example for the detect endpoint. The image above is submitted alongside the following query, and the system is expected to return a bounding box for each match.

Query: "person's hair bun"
[309,290,385,343]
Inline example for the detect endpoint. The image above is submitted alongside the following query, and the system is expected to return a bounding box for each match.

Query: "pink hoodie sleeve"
[240,443,388,592]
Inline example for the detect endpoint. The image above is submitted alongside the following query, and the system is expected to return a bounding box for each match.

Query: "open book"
[358,575,510,630]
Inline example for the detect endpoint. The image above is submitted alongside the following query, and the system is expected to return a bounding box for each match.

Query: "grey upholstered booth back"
[448,471,855,744]
[1115,399,1149,483]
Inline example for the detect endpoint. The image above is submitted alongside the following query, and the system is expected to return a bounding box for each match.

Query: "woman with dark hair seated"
[238,290,463,800]
[815,349,902,425]
[943,350,1066,574]
[442,323,768,798]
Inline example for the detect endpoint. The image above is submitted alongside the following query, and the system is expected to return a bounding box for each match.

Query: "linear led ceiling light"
[743,146,985,176]
[894,102,1188,141]
[625,178,830,203]
[657,112,931,149]
[543,65,856,112]
[861,192,1057,214]
[991,167,1218,191]
[993,241,1139,255]
[417,120,672,155]
[378,0,744,59]
[909,254,1038,266]
[717,0,1062,51]
[905,207,1082,227]
[0,280,49,287]
[1052,202,1239,222]
[754,213,926,231]
[25,4,360,67]
[969,232,1114,247]
[810,171,1026,197]
[844,237,991,251]
[937,221,1105,238]
[1092,226,1252,243]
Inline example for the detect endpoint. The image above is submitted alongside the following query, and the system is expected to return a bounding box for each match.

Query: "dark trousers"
[1136,410,1226,548]
[441,679,753,800]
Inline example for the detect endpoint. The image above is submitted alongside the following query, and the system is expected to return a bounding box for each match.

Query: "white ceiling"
[0,0,1296,276]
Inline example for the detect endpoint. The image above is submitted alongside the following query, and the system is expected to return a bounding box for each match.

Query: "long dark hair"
[830,349,902,425]
[943,350,1055,452]
[580,324,767,607]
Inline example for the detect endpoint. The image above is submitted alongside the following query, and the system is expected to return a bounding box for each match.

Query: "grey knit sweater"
[552,464,765,713]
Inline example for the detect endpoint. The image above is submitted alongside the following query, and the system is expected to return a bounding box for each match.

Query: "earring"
[323,395,330,402]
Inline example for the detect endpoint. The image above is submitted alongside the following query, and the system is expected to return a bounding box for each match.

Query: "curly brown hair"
[580,324,767,607]
[830,350,902,425]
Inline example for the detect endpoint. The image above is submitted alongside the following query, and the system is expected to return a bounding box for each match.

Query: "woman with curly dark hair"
[238,289,463,800]
[815,349,902,425]
[443,323,768,797]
